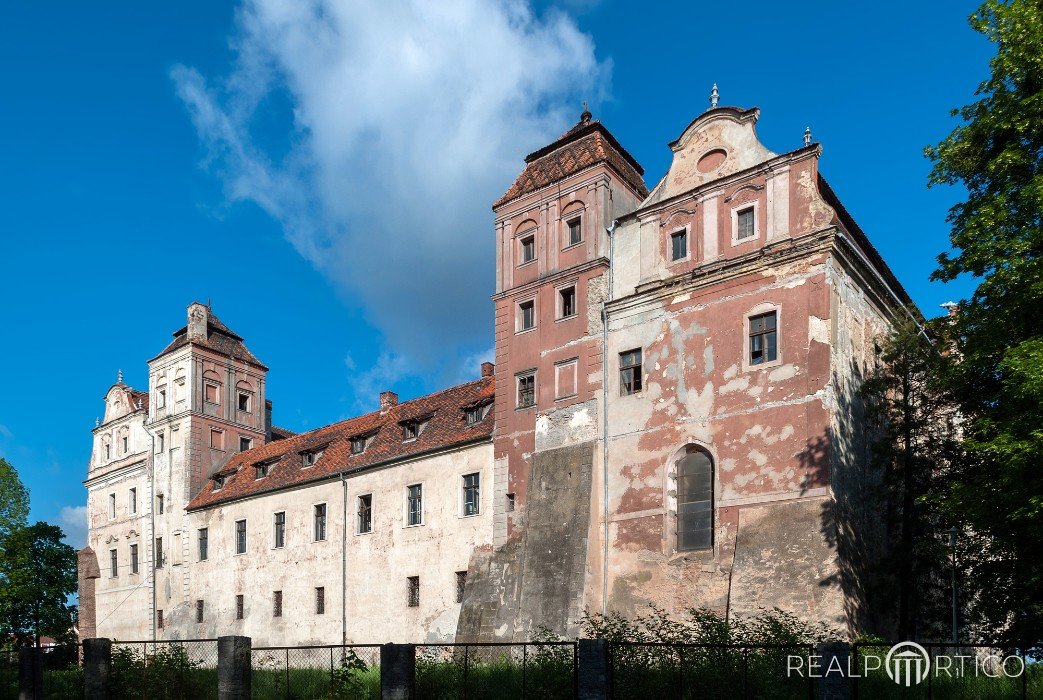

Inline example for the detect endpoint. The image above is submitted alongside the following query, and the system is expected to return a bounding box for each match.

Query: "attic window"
[302,448,324,468]
[212,474,226,491]
[465,402,491,426]
[401,417,429,441]
[254,462,271,479]
[350,437,366,455]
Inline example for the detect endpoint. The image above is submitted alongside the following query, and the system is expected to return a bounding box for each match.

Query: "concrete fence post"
[817,642,852,700]
[380,643,415,700]
[576,638,611,700]
[17,647,42,700]
[82,638,112,700]
[217,636,251,700]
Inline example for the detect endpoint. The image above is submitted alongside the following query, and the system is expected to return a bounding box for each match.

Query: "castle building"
[80,99,907,644]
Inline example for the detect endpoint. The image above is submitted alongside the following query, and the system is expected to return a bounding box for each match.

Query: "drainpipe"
[341,471,348,646]
[601,220,618,616]
[141,419,158,642]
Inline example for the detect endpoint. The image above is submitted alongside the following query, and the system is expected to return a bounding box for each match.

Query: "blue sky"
[0,0,990,548]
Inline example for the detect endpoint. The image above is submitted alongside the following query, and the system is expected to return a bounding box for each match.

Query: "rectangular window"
[109,493,116,519]
[517,372,535,408]
[506,493,516,511]
[749,311,778,365]
[670,229,687,261]
[130,544,138,574]
[255,463,269,479]
[198,528,209,561]
[157,494,165,514]
[155,537,163,569]
[619,349,643,395]
[407,576,420,607]
[567,217,582,246]
[110,549,118,578]
[350,437,366,454]
[273,512,285,549]
[196,600,204,623]
[314,504,327,542]
[237,392,250,412]
[240,437,252,452]
[211,429,224,450]
[105,443,111,460]
[737,207,755,240]
[302,449,323,467]
[273,590,282,617]
[465,404,487,425]
[157,432,164,452]
[407,484,423,526]
[157,387,166,409]
[559,286,576,318]
[122,436,129,453]
[519,300,535,331]
[235,520,247,554]
[520,235,535,263]
[357,495,373,534]
[129,488,137,514]
[235,595,244,620]
[315,587,325,615]
[456,571,467,604]
[157,610,164,629]
[463,473,480,516]
[402,420,419,441]
[204,383,219,404]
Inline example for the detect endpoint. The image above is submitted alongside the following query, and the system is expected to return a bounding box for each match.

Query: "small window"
[315,587,326,615]
[671,229,687,261]
[357,495,373,534]
[559,286,576,318]
[157,387,167,409]
[122,436,129,453]
[157,494,165,514]
[155,537,164,569]
[273,590,283,618]
[517,372,535,408]
[518,300,535,331]
[620,349,643,395]
[130,544,139,574]
[157,610,164,629]
[129,488,137,515]
[109,493,116,519]
[462,473,480,516]
[506,493,516,512]
[465,404,488,426]
[204,383,220,404]
[198,528,209,561]
[157,432,165,452]
[235,594,244,620]
[456,571,467,603]
[104,443,111,460]
[273,512,286,549]
[212,475,226,492]
[350,437,366,455]
[749,311,778,365]
[255,463,269,479]
[314,503,327,541]
[210,429,223,450]
[402,420,420,441]
[240,437,252,452]
[407,576,420,607]
[237,392,251,412]
[737,207,755,240]
[109,549,118,578]
[520,235,535,264]
[235,520,247,554]
[196,600,204,623]
[567,217,582,246]
[302,449,324,467]
[407,484,423,526]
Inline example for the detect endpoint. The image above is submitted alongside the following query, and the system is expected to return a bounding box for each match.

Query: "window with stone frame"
[670,229,688,261]
[407,484,423,526]
[155,537,164,569]
[357,495,372,534]
[559,285,577,318]
[314,503,327,541]
[235,519,247,554]
[130,544,138,574]
[518,300,535,331]
[748,310,778,365]
[237,391,251,412]
[517,371,535,408]
[520,234,535,264]
[462,473,480,516]
[273,511,286,549]
[198,528,208,561]
[204,382,220,405]
[676,447,714,551]
[736,206,755,240]
[196,600,204,623]
[567,216,582,246]
[240,436,252,452]
[109,549,118,578]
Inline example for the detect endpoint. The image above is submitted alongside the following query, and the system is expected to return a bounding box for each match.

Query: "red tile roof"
[187,377,495,510]
[150,309,267,369]
[494,118,648,209]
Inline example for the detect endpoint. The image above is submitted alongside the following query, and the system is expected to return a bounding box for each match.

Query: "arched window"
[676,447,713,551]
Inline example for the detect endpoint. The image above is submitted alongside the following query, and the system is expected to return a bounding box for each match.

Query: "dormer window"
[302,448,325,468]
[465,402,491,426]
[350,437,366,455]
[402,420,420,441]
[212,473,229,491]
[254,462,271,479]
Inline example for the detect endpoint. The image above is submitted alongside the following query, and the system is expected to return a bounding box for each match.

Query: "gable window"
[518,300,535,331]
[316,587,325,615]
[210,429,223,450]
[567,217,582,246]
[517,371,535,408]
[670,229,688,261]
[110,549,118,578]
[130,544,139,574]
[314,503,327,542]
[462,473,480,516]
[559,286,576,319]
[240,437,252,452]
[273,590,283,617]
[407,576,420,607]
[676,448,714,551]
[736,206,755,240]
[749,311,778,365]
[620,349,643,396]
[198,528,208,561]
[273,511,286,549]
[456,571,467,603]
[235,595,244,620]
[407,484,423,526]
[155,537,164,569]
[235,520,247,554]
[302,448,324,468]
[129,488,137,514]
[357,495,373,534]
[196,600,204,623]
[520,235,535,264]
[237,392,251,412]
[109,493,116,519]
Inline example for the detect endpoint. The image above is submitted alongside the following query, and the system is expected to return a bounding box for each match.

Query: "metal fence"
[110,639,219,700]
[415,642,577,699]
[250,644,381,699]
[608,642,816,700]
[850,642,1040,700]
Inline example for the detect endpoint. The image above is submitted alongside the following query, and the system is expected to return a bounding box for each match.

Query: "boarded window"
[676,448,714,551]
[129,488,137,514]
[463,473,480,516]
[273,590,282,617]
[196,600,204,623]
[407,576,420,607]
[235,595,244,620]
[749,311,778,365]
[316,587,325,615]
[204,383,220,404]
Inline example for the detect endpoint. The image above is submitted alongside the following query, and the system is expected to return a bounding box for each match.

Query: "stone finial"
[580,101,592,124]
[710,83,719,109]
[136,398,143,410]
[95,417,100,428]
[117,369,123,384]
[187,302,209,342]
[804,126,812,147]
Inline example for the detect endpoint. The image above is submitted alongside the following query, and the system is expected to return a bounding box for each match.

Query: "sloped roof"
[150,309,267,369]
[187,377,495,510]
[494,117,648,209]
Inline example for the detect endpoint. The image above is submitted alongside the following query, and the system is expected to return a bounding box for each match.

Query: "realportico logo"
[885,642,931,686]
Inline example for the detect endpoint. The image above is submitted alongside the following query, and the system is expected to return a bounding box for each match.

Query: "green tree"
[0,522,77,647]
[925,0,1043,645]
[0,457,30,542]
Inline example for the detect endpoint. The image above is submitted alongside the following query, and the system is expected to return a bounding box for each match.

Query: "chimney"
[481,362,495,378]
[380,391,398,414]
[187,302,209,341]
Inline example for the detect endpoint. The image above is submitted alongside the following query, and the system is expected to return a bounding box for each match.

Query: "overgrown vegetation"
[110,645,216,700]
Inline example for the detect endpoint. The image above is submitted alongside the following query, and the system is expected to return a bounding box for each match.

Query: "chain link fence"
[415,642,577,699]
[110,639,219,700]
[250,644,380,699]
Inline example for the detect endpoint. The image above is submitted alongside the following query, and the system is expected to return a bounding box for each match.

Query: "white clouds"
[174,0,607,379]
[59,505,88,549]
